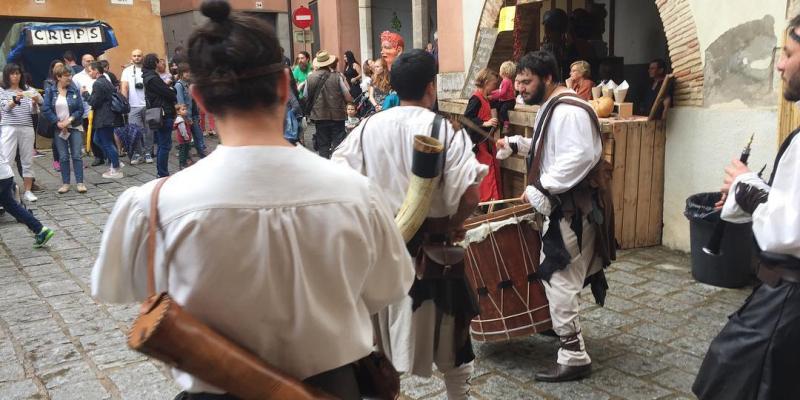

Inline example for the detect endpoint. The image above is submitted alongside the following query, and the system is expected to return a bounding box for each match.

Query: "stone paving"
[0,132,752,399]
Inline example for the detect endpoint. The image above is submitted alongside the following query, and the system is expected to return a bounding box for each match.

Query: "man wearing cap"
[303,51,353,159]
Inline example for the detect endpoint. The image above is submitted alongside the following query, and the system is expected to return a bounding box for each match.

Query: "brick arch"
[655,0,704,106]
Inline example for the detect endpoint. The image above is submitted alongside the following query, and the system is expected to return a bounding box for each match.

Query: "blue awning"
[1,20,119,88]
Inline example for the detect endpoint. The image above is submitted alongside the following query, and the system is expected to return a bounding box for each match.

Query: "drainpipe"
[287,0,294,59]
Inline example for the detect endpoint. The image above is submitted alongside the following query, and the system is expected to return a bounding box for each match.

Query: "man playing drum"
[496,50,614,382]
[332,49,487,399]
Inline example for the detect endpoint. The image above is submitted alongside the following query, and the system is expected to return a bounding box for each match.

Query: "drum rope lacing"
[467,208,551,340]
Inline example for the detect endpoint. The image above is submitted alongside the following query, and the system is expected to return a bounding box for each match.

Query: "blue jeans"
[0,177,41,234]
[190,118,206,157]
[156,118,174,177]
[93,127,119,168]
[54,129,84,184]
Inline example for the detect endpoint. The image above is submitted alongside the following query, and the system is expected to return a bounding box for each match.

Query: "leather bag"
[144,106,163,129]
[126,177,336,400]
[415,242,466,280]
[353,352,400,400]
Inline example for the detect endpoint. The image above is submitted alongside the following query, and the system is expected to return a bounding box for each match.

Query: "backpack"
[111,91,131,115]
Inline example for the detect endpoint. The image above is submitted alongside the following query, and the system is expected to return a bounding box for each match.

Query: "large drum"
[461,203,552,341]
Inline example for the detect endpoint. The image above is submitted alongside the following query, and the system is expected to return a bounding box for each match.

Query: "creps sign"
[29,26,104,46]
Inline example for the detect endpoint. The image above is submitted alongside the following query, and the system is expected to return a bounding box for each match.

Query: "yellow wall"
[1,0,165,76]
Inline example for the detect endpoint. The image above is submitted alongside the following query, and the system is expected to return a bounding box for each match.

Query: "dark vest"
[307,70,346,121]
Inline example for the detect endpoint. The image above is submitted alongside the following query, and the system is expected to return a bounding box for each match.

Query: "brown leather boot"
[535,363,591,382]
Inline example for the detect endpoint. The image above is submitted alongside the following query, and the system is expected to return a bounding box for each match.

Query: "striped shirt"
[0,88,35,127]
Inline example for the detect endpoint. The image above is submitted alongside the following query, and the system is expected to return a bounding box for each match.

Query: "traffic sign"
[292,6,313,29]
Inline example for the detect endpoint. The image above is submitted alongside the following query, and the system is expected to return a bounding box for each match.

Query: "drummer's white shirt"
[332,105,488,216]
[91,144,415,394]
[508,90,602,194]
[722,132,800,258]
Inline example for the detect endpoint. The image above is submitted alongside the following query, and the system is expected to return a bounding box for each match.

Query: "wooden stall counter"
[438,99,666,249]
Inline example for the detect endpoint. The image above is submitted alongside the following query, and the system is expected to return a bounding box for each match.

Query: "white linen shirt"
[505,90,602,213]
[722,133,800,258]
[331,106,488,217]
[91,144,415,393]
[72,70,95,94]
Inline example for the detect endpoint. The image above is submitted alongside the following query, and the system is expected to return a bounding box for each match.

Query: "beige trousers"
[541,215,602,366]
[374,298,473,399]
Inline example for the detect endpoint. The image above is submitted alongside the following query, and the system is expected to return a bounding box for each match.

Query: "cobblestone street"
[0,134,751,399]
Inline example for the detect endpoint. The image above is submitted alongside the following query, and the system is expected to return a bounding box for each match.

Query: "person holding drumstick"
[333,49,487,400]
[496,50,614,382]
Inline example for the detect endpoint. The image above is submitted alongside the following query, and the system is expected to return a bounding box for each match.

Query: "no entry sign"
[292,6,313,29]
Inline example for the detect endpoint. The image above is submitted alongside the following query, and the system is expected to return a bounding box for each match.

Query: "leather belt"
[756,263,800,287]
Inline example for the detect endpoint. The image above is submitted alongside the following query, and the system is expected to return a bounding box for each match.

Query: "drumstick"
[454,115,497,144]
[478,198,524,207]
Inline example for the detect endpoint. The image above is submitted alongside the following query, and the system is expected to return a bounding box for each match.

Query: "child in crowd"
[464,68,502,202]
[359,60,373,94]
[345,103,360,134]
[0,147,54,248]
[173,104,192,170]
[488,61,517,135]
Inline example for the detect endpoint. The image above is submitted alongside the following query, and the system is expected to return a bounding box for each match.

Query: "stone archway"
[467,0,705,106]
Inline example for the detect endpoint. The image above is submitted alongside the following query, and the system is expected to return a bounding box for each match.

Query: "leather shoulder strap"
[769,127,800,185]
[528,93,600,195]
[147,177,170,297]
[431,114,443,140]
[358,114,375,175]
[431,114,446,188]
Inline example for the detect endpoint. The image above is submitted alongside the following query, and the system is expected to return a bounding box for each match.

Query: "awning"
[1,20,119,88]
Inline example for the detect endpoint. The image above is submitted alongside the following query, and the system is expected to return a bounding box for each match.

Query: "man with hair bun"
[333,49,487,400]
[91,1,414,399]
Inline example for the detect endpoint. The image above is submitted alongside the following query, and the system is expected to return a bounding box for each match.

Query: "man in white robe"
[332,49,487,399]
[496,50,612,382]
[693,16,800,400]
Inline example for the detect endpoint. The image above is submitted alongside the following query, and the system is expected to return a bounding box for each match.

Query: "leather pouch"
[353,352,400,400]
[416,243,466,279]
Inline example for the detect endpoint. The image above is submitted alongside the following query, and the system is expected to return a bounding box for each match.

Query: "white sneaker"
[131,154,141,165]
[102,170,124,179]
[144,154,153,164]
[24,191,38,202]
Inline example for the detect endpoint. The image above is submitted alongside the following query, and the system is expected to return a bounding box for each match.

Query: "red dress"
[466,89,503,202]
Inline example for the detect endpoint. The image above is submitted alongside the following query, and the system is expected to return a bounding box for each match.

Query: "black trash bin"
[684,192,755,288]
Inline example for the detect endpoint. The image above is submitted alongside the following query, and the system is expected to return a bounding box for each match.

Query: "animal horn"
[395,135,445,242]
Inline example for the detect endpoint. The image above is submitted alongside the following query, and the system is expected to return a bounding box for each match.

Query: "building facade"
[161,0,292,61]
[438,0,789,252]
[0,0,165,75]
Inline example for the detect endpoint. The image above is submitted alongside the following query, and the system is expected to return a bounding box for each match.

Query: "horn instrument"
[395,135,445,242]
